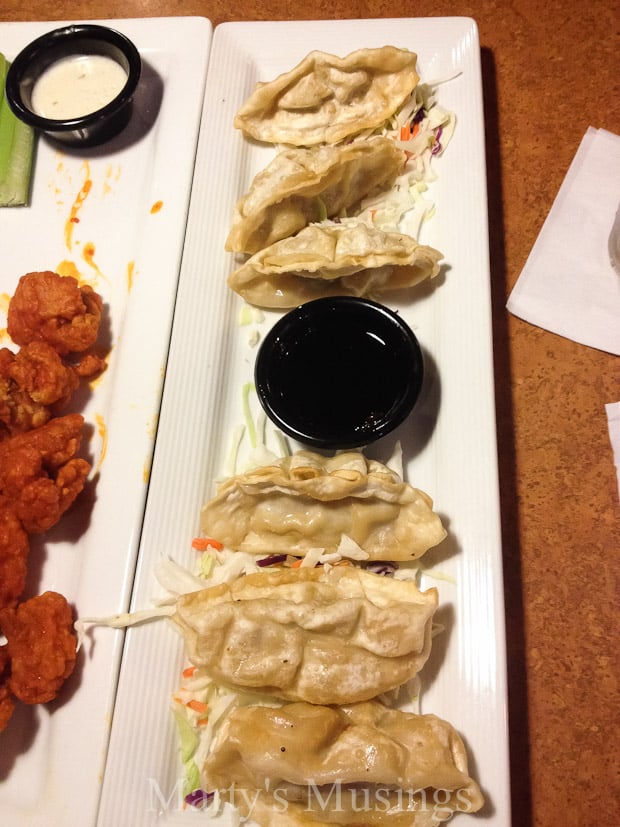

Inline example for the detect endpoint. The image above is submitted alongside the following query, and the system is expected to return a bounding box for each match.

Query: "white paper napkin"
[507,127,620,356]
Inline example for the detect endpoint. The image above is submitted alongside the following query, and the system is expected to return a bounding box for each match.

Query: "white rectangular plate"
[100,17,511,827]
[0,16,212,826]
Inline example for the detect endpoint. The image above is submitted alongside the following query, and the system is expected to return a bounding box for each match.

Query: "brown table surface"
[1,2,618,825]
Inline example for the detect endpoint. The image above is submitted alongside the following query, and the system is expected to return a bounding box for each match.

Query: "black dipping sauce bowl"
[5,24,141,147]
[255,296,424,450]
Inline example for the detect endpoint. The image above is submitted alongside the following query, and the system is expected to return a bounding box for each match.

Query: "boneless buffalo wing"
[0,271,107,440]
[0,342,83,438]
[7,271,103,355]
[0,591,77,706]
[0,424,86,730]
[0,413,90,535]
[0,271,105,733]
[0,496,30,610]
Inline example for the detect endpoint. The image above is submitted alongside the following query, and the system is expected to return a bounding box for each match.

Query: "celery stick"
[0,53,34,206]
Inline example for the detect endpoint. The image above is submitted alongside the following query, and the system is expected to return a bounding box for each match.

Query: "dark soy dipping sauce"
[255,297,424,449]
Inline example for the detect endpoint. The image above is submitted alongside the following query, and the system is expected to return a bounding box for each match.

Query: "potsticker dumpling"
[203,701,484,826]
[234,46,419,147]
[174,566,438,704]
[201,450,446,560]
[228,221,442,308]
[226,137,406,254]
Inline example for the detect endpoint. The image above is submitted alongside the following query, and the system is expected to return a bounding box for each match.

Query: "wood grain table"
[1,2,618,825]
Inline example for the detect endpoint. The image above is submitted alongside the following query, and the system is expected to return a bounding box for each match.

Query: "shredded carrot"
[369,209,377,220]
[399,124,411,141]
[411,121,421,138]
[290,558,304,568]
[192,537,224,551]
[197,717,210,727]
[183,665,197,679]
[186,699,208,714]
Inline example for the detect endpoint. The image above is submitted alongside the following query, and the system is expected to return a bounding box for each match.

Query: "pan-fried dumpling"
[226,137,406,254]
[200,450,446,560]
[174,566,438,704]
[203,701,485,826]
[228,221,442,308]
[234,47,419,147]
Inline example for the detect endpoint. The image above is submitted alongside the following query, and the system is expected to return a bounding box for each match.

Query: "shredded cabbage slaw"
[308,79,457,243]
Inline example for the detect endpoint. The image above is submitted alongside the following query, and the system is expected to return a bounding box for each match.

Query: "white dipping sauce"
[31,53,128,119]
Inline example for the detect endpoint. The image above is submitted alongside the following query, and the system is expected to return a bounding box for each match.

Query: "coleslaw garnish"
[73,604,174,652]
[312,78,457,243]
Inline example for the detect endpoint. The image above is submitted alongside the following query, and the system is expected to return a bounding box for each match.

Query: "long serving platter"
[0,16,212,826]
[97,17,511,827]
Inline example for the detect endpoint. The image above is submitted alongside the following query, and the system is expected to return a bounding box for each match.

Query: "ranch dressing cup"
[5,24,141,147]
[31,53,128,120]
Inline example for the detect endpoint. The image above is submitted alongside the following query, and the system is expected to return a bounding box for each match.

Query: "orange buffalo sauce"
[94,413,108,474]
[64,162,92,251]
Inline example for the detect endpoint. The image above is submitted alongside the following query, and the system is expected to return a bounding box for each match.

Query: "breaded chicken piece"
[0,591,77,705]
[0,343,83,439]
[2,343,81,406]
[0,414,91,534]
[73,352,107,378]
[0,497,30,610]
[7,271,103,355]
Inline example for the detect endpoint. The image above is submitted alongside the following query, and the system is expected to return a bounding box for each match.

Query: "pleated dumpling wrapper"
[200,450,446,560]
[173,566,438,704]
[228,220,442,308]
[234,46,419,147]
[226,136,406,254]
[202,700,484,826]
